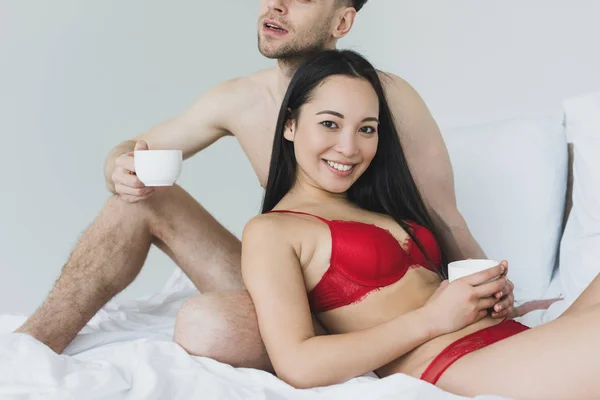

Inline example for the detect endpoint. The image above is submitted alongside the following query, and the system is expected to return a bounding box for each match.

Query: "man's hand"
[112,141,155,203]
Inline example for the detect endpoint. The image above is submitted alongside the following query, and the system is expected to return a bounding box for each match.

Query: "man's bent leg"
[16,185,244,353]
[173,290,328,371]
[145,186,243,293]
[15,194,154,353]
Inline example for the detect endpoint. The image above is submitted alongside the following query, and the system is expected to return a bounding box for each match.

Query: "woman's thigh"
[561,272,600,317]
[436,304,600,400]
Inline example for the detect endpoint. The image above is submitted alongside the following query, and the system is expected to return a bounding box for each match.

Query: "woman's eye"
[360,126,377,134]
[320,121,338,129]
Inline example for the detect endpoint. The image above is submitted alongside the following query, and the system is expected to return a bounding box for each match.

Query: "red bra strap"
[266,210,330,224]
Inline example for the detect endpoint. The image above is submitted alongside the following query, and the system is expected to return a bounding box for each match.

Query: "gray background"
[1,0,599,314]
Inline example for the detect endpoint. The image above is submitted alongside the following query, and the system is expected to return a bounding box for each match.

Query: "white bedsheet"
[0,269,511,400]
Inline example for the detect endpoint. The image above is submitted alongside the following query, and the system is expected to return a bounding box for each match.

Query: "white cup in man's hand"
[448,259,502,284]
[134,149,182,187]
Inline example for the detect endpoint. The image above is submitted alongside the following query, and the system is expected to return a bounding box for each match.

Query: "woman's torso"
[269,205,503,379]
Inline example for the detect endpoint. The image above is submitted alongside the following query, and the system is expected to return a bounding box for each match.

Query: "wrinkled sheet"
[0,269,512,400]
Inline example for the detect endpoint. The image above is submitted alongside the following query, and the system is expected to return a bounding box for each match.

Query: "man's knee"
[104,193,154,221]
[173,293,232,354]
[103,194,154,217]
[173,291,271,370]
[103,186,195,235]
[101,190,173,234]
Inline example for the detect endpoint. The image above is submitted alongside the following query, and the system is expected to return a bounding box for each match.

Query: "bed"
[4,92,600,400]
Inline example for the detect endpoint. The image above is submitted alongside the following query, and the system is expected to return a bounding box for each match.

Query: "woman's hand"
[423,264,508,335]
[490,261,515,318]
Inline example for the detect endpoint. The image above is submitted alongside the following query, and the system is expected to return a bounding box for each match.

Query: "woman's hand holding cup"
[423,262,507,335]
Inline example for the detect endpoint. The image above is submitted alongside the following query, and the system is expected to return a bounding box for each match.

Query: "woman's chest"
[300,219,416,292]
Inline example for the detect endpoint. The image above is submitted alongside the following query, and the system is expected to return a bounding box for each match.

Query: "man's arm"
[104,78,243,193]
[381,73,564,319]
[379,72,529,318]
[379,72,485,261]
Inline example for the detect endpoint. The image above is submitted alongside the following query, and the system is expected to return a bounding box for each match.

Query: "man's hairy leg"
[174,290,328,371]
[15,185,243,353]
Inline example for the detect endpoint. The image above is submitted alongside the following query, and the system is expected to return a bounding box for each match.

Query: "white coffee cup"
[447,259,501,284]
[134,150,182,187]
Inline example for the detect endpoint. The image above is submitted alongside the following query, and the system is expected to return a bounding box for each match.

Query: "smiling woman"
[241,49,600,400]
[243,48,451,386]
[278,78,381,192]
[259,50,435,242]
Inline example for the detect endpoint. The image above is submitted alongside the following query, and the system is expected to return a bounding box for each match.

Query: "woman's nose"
[336,132,359,158]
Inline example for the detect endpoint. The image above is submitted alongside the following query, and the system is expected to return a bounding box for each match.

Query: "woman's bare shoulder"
[242,213,297,245]
[241,213,303,275]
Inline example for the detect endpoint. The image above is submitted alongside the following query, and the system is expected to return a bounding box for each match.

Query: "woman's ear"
[283,118,296,142]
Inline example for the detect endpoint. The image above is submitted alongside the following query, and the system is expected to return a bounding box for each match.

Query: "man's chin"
[258,49,279,59]
[257,42,284,59]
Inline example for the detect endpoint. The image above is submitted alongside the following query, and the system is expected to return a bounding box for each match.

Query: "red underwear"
[420,319,529,385]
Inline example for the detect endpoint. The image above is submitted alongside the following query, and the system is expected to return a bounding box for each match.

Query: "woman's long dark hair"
[262,49,448,277]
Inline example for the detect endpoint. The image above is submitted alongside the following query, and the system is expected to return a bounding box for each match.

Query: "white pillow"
[442,117,567,302]
[558,92,600,301]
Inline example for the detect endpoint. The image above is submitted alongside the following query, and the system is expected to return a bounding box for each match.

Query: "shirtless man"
[16,0,525,370]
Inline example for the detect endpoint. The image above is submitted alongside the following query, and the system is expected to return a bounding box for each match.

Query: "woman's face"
[285,75,380,194]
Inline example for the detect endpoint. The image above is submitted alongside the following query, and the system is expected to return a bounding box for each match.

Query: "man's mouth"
[264,21,288,33]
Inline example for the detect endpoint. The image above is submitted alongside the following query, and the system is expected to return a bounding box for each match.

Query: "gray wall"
[1,0,600,314]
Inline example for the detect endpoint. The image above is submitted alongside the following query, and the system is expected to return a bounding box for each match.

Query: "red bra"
[267,210,441,313]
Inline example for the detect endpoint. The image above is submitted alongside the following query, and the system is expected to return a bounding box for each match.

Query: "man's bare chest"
[230,107,280,187]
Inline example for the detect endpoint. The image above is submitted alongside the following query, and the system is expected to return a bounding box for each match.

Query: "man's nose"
[266,0,288,15]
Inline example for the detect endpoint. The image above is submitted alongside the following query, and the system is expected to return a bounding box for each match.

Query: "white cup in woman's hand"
[424,266,507,334]
[448,259,502,284]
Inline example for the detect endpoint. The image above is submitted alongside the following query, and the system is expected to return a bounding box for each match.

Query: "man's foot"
[510,298,564,319]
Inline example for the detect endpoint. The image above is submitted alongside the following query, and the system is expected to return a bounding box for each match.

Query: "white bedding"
[0,269,511,400]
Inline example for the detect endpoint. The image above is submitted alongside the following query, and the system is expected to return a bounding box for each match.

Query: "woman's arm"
[241,216,443,389]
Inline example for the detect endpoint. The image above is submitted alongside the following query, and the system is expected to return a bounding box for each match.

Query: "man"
[16,0,525,371]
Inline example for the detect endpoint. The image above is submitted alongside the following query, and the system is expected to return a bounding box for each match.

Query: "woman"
[241,49,600,399]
